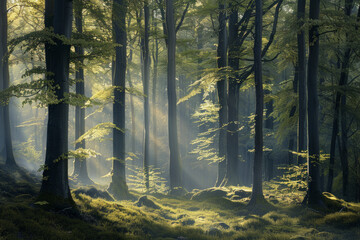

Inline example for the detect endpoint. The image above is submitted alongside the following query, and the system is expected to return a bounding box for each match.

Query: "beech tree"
[108,0,130,200]
[38,0,74,205]
[248,0,265,207]
[72,0,93,185]
[304,0,322,207]
[0,0,17,168]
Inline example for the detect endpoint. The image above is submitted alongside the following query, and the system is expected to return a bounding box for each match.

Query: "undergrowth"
[0,166,360,239]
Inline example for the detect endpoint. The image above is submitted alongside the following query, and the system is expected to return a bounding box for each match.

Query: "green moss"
[1,168,360,239]
[317,212,360,229]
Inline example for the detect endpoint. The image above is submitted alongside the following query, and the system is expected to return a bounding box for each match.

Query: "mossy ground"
[0,167,359,239]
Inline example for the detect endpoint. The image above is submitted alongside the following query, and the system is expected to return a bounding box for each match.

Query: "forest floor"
[0,165,360,240]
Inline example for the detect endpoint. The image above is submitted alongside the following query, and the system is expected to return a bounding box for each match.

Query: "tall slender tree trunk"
[297,0,307,165]
[38,0,73,206]
[166,0,181,189]
[152,11,159,169]
[142,1,151,191]
[265,86,274,181]
[249,0,265,206]
[0,0,17,168]
[339,0,354,199]
[223,3,240,186]
[108,0,130,200]
[72,1,92,185]
[304,0,322,207]
[215,1,228,187]
[127,49,136,154]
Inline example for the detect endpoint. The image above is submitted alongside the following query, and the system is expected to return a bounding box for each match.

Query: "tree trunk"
[297,0,307,165]
[0,0,17,168]
[142,1,151,191]
[166,0,181,189]
[152,10,159,169]
[72,1,92,185]
[265,87,274,181]
[38,0,73,206]
[127,49,136,154]
[304,0,322,207]
[338,0,354,200]
[108,0,129,200]
[215,1,228,187]
[223,3,240,186]
[249,0,265,206]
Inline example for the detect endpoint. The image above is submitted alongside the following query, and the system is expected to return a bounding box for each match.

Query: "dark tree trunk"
[327,87,341,193]
[289,67,298,165]
[142,1,151,191]
[223,3,240,186]
[215,1,228,187]
[0,0,17,168]
[304,0,322,207]
[338,0,354,199]
[72,1,92,185]
[108,0,129,200]
[152,11,159,169]
[38,0,73,206]
[265,88,274,181]
[249,0,265,206]
[297,0,307,165]
[127,49,136,154]
[166,0,181,189]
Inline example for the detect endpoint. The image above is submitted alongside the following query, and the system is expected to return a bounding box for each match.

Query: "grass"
[0,166,360,239]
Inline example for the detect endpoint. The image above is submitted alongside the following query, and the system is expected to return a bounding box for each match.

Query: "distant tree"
[223,1,241,186]
[141,0,151,191]
[248,0,265,207]
[304,0,323,207]
[0,0,17,168]
[297,0,306,165]
[72,0,93,185]
[108,0,130,200]
[166,0,181,189]
[215,0,227,187]
[38,0,74,206]
[151,9,159,169]
[157,0,189,190]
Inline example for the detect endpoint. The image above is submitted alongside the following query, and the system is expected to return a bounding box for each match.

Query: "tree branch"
[175,2,190,34]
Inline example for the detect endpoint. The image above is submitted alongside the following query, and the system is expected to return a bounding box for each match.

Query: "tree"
[151,9,159,169]
[215,0,227,187]
[166,0,181,189]
[0,0,17,168]
[38,0,74,206]
[72,0,93,185]
[141,0,151,191]
[304,0,323,207]
[108,0,130,200]
[222,1,241,186]
[297,0,306,165]
[248,0,265,207]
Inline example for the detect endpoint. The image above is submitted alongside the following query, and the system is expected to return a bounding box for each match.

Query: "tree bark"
[166,0,182,189]
[223,3,240,186]
[249,0,265,206]
[152,10,159,169]
[297,0,307,165]
[72,1,92,185]
[127,49,136,154]
[305,0,322,207]
[215,1,228,187]
[108,0,129,200]
[38,0,73,206]
[0,0,17,168]
[142,1,151,191]
[338,0,354,199]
